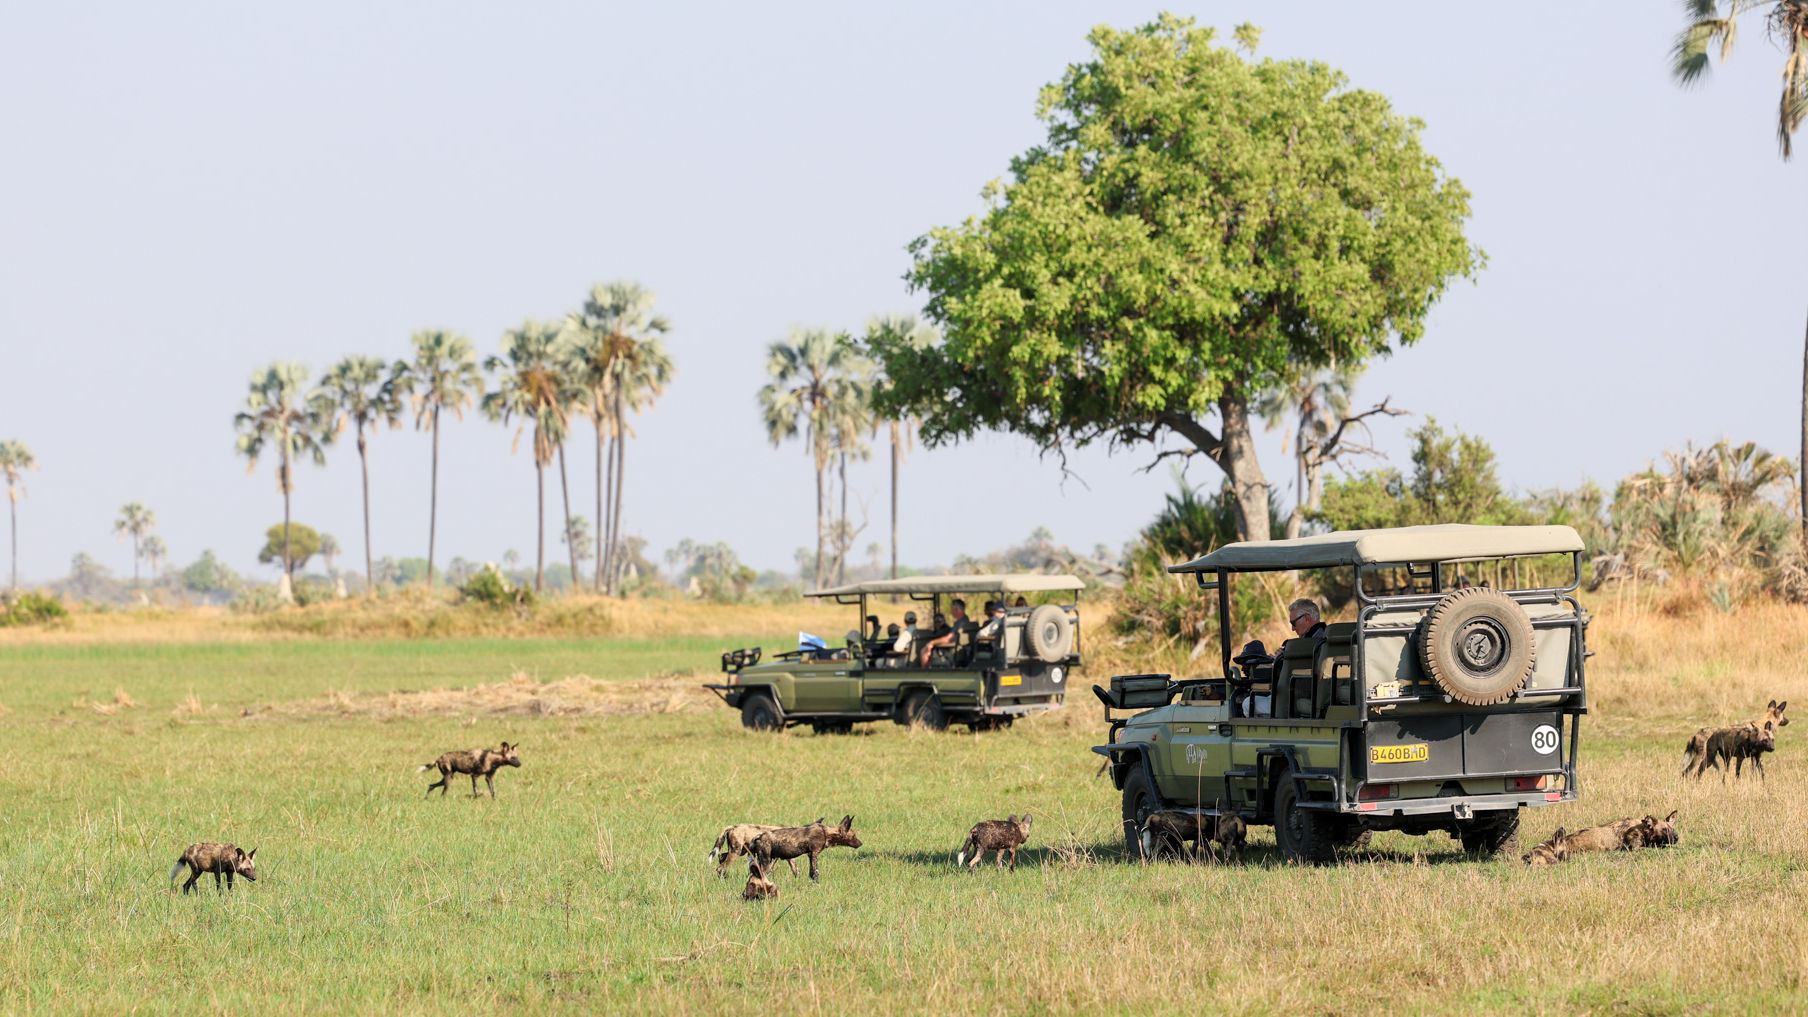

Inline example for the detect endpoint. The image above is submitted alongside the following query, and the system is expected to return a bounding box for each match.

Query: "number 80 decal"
[1531,724,1560,754]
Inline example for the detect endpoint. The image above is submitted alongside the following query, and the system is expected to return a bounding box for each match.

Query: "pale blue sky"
[1,3,1800,583]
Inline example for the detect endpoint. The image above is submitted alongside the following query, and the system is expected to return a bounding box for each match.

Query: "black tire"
[740,693,782,732]
[1457,809,1521,858]
[1120,766,1161,858]
[900,691,947,731]
[1025,605,1073,663]
[1273,774,1337,865]
[1419,588,1536,706]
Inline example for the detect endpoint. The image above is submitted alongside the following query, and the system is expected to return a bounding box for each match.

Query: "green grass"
[2,632,1806,1015]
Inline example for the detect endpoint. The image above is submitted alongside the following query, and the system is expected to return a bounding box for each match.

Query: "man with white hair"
[1287,598,1326,641]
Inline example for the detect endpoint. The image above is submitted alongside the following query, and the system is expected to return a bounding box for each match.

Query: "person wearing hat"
[892,611,920,656]
[1232,639,1273,717]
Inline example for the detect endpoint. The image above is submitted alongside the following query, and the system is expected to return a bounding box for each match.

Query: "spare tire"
[1025,605,1073,662]
[1418,588,1536,706]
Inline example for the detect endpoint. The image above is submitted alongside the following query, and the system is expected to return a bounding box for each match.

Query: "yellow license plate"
[1370,743,1429,764]
[999,675,1022,687]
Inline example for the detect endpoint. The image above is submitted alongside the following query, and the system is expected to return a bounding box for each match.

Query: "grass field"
[2,593,1806,1015]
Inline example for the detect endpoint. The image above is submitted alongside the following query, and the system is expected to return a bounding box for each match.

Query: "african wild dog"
[742,874,780,901]
[749,815,861,882]
[1641,809,1680,847]
[1695,722,1775,781]
[1682,701,1788,775]
[418,742,521,798]
[956,814,1033,871]
[168,842,258,894]
[1561,817,1646,856]
[1139,799,1246,862]
[1521,828,1568,867]
[707,823,799,878]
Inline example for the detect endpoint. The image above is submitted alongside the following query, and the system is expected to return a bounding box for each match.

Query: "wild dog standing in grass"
[1140,801,1245,863]
[1691,722,1775,782]
[1521,828,1568,867]
[1681,701,1788,776]
[750,815,861,882]
[419,742,521,798]
[707,823,799,878]
[169,842,257,894]
[957,814,1033,871]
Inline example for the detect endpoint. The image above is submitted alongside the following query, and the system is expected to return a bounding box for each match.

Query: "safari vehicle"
[1092,524,1589,864]
[705,575,1084,733]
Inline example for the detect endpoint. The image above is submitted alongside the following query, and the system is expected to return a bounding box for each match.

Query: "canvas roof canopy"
[809,574,1086,598]
[1167,524,1585,575]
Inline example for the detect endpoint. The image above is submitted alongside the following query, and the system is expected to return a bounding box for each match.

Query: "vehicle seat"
[1278,637,1319,719]
[1315,623,1357,714]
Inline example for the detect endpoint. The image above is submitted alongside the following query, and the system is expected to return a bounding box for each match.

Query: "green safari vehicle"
[1093,524,1589,863]
[705,574,1085,733]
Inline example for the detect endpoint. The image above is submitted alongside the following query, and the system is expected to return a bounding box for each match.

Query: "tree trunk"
[557,442,579,587]
[600,408,614,586]
[1215,394,1272,543]
[813,451,826,590]
[608,394,627,596]
[837,450,848,584]
[1285,436,1305,541]
[427,406,440,588]
[358,421,374,596]
[1800,307,1807,547]
[535,458,545,592]
[9,494,17,590]
[890,420,899,581]
[281,441,293,579]
[132,534,141,587]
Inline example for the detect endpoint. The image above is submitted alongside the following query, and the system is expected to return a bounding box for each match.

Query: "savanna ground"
[1,591,1805,1015]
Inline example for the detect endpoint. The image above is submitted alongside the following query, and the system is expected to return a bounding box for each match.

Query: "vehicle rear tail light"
[1509,775,1547,792]
[1358,783,1397,801]
[1544,792,1562,802]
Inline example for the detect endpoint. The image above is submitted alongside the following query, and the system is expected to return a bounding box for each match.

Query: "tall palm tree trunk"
[890,421,899,581]
[281,440,293,581]
[534,458,545,592]
[427,406,441,588]
[357,422,374,596]
[132,535,141,587]
[837,451,849,584]
[8,496,16,591]
[1800,311,1807,546]
[813,455,825,590]
[608,396,627,596]
[594,417,607,593]
[557,443,579,587]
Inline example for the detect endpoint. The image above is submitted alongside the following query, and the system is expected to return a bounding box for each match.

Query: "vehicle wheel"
[1457,809,1521,858]
[1120,766,1161,858]
[1025,605,1073,663]
[1418,588,1536,706]
[901,691,947,731]
[740,693,782,732]
[1273,775,1337,865]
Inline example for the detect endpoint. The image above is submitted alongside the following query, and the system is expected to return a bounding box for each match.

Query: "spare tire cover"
[1417,587,1536,706]
[1024,604,1073,663]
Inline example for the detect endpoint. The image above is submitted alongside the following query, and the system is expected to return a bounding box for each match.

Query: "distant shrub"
[230,586,288,615]
[0,590,68,626]
[459,564,534,609]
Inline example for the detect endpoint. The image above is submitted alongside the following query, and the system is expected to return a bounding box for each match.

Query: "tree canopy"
[258,522,323,573]
[871,15,1481,541]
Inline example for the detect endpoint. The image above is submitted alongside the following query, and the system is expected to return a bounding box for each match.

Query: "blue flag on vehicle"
[798,632,827,651]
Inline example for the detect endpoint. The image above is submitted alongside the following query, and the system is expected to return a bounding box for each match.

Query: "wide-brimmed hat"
[1232,639,1270,664]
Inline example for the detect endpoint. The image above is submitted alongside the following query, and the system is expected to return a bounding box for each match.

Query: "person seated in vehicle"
[892,611,921,657]
[918,605,963,667]
[1287,598,1327,642]
[975,601,1006,643]
[1012,596,1029,609]
[1231,640,1273,717]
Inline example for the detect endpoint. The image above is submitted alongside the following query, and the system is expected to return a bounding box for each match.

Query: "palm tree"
[315,356,404,595]
[827,365,875,585]
[391,330,482,588]
[233,362,327,596]
[113,502,156,586]
[1258,366,1360,540]
[863,315,937,580]
[0,441,36,591]
[563,281,674,595]
[142,535,168,582]
[759,327,867,589]
[1672,0,1808,544]
[483,320,569,592]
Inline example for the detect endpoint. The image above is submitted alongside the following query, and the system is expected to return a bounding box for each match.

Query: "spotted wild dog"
[707,823,799,878]
[168,842,258,894]
[750,815,861,882]
[1521,828,1568,867]
[1695,722,1775,782]
[957,814,1033,871]
[742,873,780,901]
[1212,798,1248,860]
[1561,817,1646,856]
[1140,800,1246,862]
[1682,701,1788,776]
[1642,809,1680,847]
[418,742,521,798]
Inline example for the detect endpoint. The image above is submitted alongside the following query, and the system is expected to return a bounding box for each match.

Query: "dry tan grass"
[248,670,718,721]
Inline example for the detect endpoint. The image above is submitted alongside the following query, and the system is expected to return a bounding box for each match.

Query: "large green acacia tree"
[873,16,1482,542]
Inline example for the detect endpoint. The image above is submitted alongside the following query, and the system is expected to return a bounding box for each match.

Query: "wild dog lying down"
[1682,701,1788,775]
[1562,817,1649,856]
[708,823,799,878]
[169,842,257,894]
[1140,799,1247,862]
[750,815,861,882]
[1696,723,1775,782]
[1521,828,1568,866]
[419,742,521,798]
[742,874,780,901]
[957,814,1033,871]
[1640,810,1680,847]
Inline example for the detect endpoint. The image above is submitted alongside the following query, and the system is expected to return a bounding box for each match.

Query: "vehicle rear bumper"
[1328,789,1576,817]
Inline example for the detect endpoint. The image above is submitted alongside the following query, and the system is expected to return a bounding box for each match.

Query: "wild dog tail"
[707,830,729,863]
[168,858,185,883]
[956,833,977,866]
[417,763,434,772]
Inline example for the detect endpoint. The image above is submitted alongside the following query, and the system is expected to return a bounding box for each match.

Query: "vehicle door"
[1159,702,1232,807]
[788,657,861,713]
